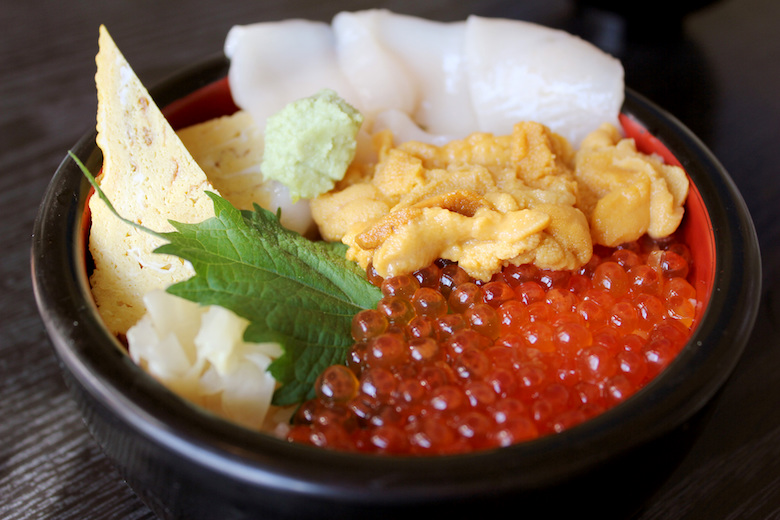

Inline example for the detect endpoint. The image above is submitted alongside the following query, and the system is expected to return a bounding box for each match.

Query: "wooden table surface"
[2,0,779,518]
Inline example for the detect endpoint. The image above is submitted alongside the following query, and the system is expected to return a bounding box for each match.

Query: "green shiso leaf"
[156,192,382,405]
[72,151,382,406]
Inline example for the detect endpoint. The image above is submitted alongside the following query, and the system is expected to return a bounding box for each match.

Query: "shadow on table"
[566,0,719,145]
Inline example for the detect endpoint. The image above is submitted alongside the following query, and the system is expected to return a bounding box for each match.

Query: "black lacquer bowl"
[31,55,762,519]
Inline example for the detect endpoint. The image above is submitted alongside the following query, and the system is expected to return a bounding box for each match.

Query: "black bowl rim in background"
[31,54,762,512]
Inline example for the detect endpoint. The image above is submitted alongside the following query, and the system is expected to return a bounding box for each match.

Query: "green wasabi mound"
[261,89,364,200]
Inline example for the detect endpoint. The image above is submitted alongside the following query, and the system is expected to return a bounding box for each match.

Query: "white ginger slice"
[88,25,219,337]
[127,291,282,430]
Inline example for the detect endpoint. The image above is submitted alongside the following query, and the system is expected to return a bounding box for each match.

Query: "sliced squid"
[224,10,625,173]
[224,19,360,131]
[332,10,476,137]
[464,15,624,146]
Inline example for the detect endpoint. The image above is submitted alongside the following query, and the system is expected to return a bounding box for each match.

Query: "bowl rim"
[31,54,762,504]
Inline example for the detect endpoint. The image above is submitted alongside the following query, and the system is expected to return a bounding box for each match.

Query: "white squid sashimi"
[372,109,458,146]
[263,180,315,234]
[331,11,416,120]
[464,15,624,146]
[224,19,360,132]
[224,11,625,156]
[332,10,477,137]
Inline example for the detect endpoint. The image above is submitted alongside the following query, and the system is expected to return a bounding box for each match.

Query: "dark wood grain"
[2,0,779,518]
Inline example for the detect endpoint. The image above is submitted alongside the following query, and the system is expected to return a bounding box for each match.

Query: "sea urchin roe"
[311,120,690,283]
[286,235,698,454]
[310,122,593,281]
[574,123,689,247]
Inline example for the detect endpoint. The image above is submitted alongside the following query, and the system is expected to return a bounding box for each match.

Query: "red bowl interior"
[163,77,238,129]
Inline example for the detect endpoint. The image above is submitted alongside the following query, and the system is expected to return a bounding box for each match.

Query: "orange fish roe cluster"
[286,236,698,455]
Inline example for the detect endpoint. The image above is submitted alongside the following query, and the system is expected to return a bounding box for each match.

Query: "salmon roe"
[286,237,698,455]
